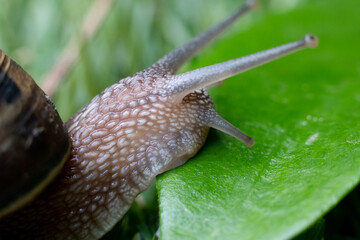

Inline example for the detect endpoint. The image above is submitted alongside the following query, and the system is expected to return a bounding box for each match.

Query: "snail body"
[1,67,212,239]
[0,1,318,239]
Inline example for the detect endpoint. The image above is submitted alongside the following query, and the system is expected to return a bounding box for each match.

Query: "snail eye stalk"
[165,35,319,99]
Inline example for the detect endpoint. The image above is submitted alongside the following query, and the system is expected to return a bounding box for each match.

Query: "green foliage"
[157,0,360,239]
[0,0,359,239]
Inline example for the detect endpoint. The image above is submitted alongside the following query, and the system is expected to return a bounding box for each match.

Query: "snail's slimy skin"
[65,68,213,238]
[1,67,212,239]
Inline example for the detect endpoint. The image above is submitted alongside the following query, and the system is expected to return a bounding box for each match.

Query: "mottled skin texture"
[0,67,213,239]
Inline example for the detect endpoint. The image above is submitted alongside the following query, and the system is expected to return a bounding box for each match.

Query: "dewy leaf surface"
[157,0,360,239]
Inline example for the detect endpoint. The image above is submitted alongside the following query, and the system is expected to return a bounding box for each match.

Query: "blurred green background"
[0,0,258,120]
[1,0,359,239]
[0,0,311,120]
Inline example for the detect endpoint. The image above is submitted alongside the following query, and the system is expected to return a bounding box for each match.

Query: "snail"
[0,1,318,239]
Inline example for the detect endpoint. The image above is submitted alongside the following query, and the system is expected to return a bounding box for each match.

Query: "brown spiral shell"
[0,50,70,218]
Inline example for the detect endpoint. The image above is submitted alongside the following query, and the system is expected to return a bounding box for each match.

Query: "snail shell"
[0,50,70,218]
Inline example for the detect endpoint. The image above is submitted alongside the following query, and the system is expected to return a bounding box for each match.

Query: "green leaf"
[1,0,359,239]
[157,0,360,239]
